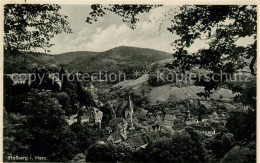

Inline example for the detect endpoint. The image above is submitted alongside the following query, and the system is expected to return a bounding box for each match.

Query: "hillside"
[4,46,172,73]
[4,52,58,73]
[59,46,172,72]
[44,51,99,64]
[112,74,237,105]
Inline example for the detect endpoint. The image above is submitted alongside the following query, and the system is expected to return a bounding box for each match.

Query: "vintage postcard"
[0,0,258,162]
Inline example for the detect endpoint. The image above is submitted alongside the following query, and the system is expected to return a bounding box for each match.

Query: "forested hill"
[4,46,172,73]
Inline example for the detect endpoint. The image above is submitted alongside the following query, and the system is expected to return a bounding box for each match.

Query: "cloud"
[49,5,209,54]
[49,6,179,54]
[50,20,177,54]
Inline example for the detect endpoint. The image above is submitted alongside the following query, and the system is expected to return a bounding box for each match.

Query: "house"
[105,126,112,134]
[155,110,162,116]
[185,117,199,126]
[183,108,191,119]
[208,112,218,120]
[208,119,227,129]
[81,114,90,123]
[161,125,174,133]
[223,102,238,111]
[171,109,183,117]
[150,116,164,131]
[66,114,78,125]
[82,107,103,129]
[200,100,212,110]
[142,132,159,143]
[163,114,176,128]
[85,107,103,124]
[191,124,216,137]
[135,108,148,119]
[107,132,124,144]
[178,104,187,112]
[140,120,162,133]
[124,134,146,150]
[93,107,103,124]
[217,113,227,120]
[117,100,128,116]
[108,118,128,137]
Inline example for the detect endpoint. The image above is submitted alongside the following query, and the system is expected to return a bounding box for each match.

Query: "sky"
[49,5,254,54]
[49,5,208,54]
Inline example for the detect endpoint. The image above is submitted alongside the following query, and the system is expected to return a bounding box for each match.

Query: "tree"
[86,4,257,152]
[86,5,256,93]
[4,4,71,54]
[52,92,72,116]
[85,142,134,162]
[3,111,33,161]
[143,128,205,162]
[4,75,31,114]
[86,5,158,29]
[99,102,114,127]
[226,111,255,145]
[71,153,86,163]
[23,89,76,161]
[70,123,106,153]
[4,88,79,161]
[77,81,97,107]
[166,5,256,96]
[31,67,60,91]
[204,132,235,160]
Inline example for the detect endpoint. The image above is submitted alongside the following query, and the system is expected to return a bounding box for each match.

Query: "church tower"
[125,95,134,129]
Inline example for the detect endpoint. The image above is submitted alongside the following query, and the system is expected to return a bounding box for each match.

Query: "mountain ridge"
[4,46,173,73]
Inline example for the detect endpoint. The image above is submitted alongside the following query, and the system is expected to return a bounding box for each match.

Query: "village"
[65,82,243,150]
[5,72,244,150]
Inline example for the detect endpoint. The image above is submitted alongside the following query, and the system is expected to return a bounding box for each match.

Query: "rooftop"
[108,118,128,127]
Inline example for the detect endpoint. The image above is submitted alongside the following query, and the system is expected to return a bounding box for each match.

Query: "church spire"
[125,94,134,129]
[128,95,133,112]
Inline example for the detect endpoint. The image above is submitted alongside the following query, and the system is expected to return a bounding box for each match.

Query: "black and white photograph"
[2,2,257,162]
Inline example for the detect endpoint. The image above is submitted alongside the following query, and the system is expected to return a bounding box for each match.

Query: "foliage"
[227,79,256,111]
[226,111,256,145]
[204,132,235,160]
[99,102,114,127]
[31,67,60,91]
[3,88,79,161]
[4,4,71,54]
[87,5,256,94]
[77,82,97,107]
[52,92,72,116]
[167,5,256,96]
[143,127,205,162]
[4,52,59,73]
[85,142,134,162]
[86,5,159,29]
[86,5,257,157]
[3,111,33,161]
[23,89,76,161]
[226,80,256,145]
[4,67,104,161]
[70,123,106,153]
[71,153,86,163]
[4,75,31,113]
